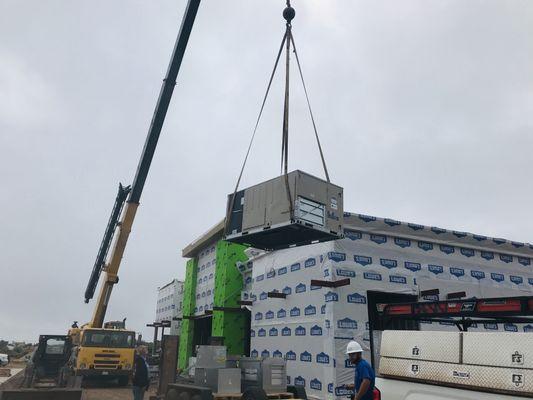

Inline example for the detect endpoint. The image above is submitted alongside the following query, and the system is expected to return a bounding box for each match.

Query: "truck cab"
[75,328,135,385]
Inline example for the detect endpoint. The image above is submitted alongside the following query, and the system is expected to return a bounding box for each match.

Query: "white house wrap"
[247,212,533,399]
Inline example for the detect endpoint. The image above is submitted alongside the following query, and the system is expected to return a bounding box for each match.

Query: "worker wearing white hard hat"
[344,340,375,400]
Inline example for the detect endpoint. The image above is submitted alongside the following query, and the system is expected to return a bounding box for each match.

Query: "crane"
[70,0,202,383]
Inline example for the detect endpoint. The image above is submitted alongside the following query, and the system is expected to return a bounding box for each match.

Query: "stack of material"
[379,330,533,395]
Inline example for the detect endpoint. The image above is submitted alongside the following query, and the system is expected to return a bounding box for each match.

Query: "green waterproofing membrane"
[178,257,198,370]
[212,241,248,355]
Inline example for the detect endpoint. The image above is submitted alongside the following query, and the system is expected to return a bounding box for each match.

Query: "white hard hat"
[346,340,363,354]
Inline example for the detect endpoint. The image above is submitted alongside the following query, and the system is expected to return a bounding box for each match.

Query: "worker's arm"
[355,378,371,400]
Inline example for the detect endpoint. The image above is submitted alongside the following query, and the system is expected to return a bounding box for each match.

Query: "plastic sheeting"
[247,213,533,399]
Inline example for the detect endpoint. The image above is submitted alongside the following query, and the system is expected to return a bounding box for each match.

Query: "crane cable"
[226,1,330,229]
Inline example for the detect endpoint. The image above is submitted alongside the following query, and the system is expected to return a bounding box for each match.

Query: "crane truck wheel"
[241,387,268,400]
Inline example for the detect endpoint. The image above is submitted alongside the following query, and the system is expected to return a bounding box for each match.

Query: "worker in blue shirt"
[345,340,375,400]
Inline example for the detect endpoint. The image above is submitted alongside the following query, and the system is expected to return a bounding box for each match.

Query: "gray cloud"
[1,0,531,342]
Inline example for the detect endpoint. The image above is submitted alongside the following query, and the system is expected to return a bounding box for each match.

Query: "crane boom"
[88,0,201,328]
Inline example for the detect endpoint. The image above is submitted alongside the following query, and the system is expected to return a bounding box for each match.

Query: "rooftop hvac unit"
[225,170,343,250]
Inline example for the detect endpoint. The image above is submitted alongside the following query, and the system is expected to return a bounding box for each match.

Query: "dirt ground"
[83,386,157,400]
[82,379,158,400]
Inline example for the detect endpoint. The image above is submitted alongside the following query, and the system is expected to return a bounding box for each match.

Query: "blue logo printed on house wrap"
[473,235,487,241]
[294,376,305,387]
[325,291,339,302]
[277,309,286,318]
[316,353,330,364]
[384,218,401,227]
[328,252,346,262]
[265,310,274,319]
[484,323,498,330]
[258,328,266,337]
[364,272,382,281]
[283,286,292,295]
[255,312,263,321]
[310,325,323,336]
[505,323,518,332]
[510,276,523,285]
[250,329,255,337]
[492,238,506,245]
[321,304,326,314]
[471,270,485,280]
[250,294,257,301]
[370,234,387,244]
[290,307,300,317]
[336,268,356,277]
[251,350,258,358]
[305,258,316,268]
[260,292,267,300]
[460,248,475,257]
[518,257,531,266]
[354,255,372,266]
[245,276,252,284]
[529,278,533,286]
[450,267,465,277]
[390,275,407,284]
[358,214,376,223]
[500,254,513,263]
[295,283,307,293]
[300,351,312,362]
[305,305,317,315]
[380,258,397,269]
[291,263,301,271]
[256,274,264,282]
[394,238,411,248]
[285,350,296,360]
[282,327,291,336]
[261,350,270,358]
[310,378,322,391]
[336,386,354,396]
[344,359,357,369]
[328,383,334,393]
[408,223,424,231]
[323,269,330,277]
[295,326,306,336]
[440,245,455,255]
[347,292,367,304]
[267,269,276,278]
[273,350,283,358]
[481,251,494,260]
[523,325,533,333]
[405,261,421,272]
[344,229,362,240]
[431,227,446,234]
[452,231,467,238]
[428,265,443,275]
[338,317,357,329]
[269,328,278,336]
[278,266,287,275]
[418,241,433,251]
[491,273,505,283]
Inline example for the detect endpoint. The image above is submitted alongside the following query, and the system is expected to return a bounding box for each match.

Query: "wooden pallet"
[212,392,294,400]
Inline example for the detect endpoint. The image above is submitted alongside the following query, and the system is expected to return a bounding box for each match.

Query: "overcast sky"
[1,0,532,343]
